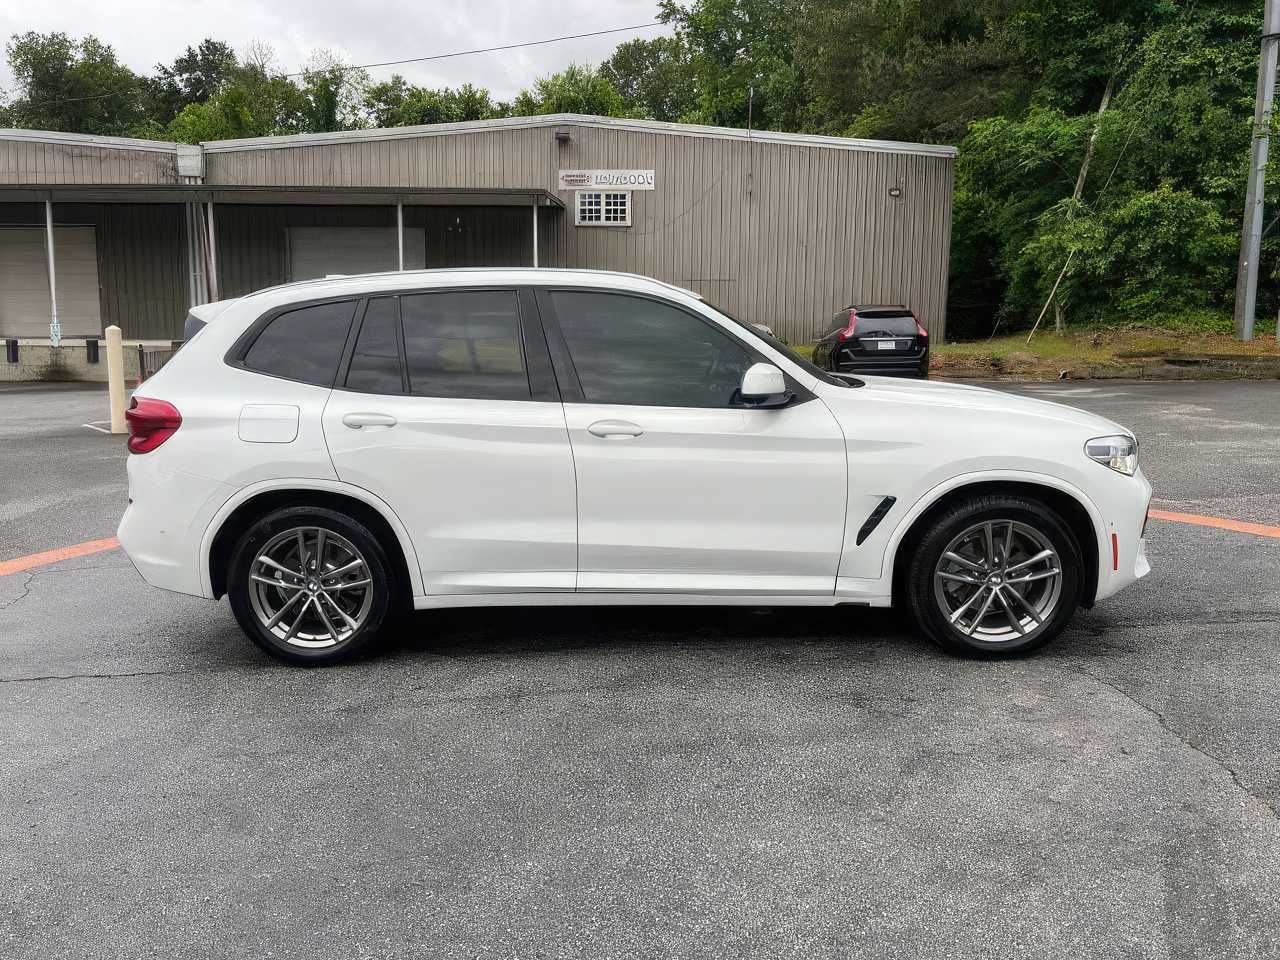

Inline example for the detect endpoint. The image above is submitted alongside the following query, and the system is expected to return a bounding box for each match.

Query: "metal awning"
[0,185,564,208]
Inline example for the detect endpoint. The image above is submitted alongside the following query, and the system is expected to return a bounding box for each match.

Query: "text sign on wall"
[558,169,656,191]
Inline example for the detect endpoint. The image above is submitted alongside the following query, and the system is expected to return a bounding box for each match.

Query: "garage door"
[0,227,101,338]
[288,227,427,281]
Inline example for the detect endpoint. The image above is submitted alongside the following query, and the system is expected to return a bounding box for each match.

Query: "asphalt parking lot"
[3,379,1279,959]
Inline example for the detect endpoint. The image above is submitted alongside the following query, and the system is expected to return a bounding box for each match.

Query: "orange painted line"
[1149,509,1280,539]
[0,537,120,577]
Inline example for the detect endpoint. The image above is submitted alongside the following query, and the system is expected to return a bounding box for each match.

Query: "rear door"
[323,287,577,595]
[539,289,847,596]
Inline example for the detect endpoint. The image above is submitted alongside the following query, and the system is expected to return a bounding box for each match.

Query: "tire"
[227,506,395,666]
[905,494,1082,657]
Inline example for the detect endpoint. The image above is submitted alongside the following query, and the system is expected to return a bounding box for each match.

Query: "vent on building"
[576,191,631,227]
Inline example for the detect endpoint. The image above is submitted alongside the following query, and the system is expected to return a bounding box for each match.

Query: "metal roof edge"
[200,114,958,159]
[0,128,179,154]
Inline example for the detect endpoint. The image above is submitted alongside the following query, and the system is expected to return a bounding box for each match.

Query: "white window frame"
[575,190,631,227]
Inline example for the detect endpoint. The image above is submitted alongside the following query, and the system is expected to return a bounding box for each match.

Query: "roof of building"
[1,113,957,160]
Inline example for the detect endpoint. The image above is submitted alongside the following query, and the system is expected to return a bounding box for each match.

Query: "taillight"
[916,316,929,338]
[837,309,858,341]
[126,397,182,454]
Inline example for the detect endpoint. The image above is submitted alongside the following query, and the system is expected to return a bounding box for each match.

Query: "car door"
[537,288,847,596]
[323,288,577,595]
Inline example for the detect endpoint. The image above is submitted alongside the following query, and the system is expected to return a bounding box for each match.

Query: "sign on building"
[558,170,656,190]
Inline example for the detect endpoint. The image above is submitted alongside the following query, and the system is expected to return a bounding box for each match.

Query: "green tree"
[511,63,625,117]
[147,39,238,127]
[600,36,699,121]
[164,42,307,143]
[658,0,811,131]
[2,32,147,136]
[363,77,500,127]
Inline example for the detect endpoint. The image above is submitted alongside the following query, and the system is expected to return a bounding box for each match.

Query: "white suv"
[118,269,1151,665]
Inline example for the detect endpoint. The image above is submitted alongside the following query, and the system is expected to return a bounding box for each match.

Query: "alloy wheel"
[247,526,374,649]
[932,519,1063,644]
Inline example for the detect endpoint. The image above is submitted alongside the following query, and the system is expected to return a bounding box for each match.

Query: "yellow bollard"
[105,324,126,434]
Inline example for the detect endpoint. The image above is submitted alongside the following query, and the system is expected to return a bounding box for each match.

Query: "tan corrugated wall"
[205,124,954,342]
[0,138,177,185]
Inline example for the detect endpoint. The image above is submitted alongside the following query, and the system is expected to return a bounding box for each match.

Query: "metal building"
[0,115,956,348]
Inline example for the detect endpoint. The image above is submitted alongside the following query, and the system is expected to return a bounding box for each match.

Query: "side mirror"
[739,362,792,408]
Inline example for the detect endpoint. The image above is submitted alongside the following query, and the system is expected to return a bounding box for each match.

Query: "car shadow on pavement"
[377,604,941,664]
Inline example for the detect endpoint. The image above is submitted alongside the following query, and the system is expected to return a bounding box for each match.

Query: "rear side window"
[345,297,403,394]
[401,290,529,400]
[242,300,356,386]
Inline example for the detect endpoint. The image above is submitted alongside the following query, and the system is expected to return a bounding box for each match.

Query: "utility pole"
[1234,0,1280,341]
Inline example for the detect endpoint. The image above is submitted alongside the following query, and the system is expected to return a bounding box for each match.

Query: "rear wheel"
[905,495,1081,656]
[228,506,393,666]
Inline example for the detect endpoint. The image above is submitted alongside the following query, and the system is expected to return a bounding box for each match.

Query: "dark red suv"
[812,305,929,378]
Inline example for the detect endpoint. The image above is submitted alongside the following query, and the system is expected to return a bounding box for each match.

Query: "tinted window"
[243,300,355,386]
[855,312,917,336]
[552,291,754,407]
[345,297,403,394]
[401,290,528,400]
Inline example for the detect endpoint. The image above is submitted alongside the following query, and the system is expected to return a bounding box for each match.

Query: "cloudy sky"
[0,0,671,101]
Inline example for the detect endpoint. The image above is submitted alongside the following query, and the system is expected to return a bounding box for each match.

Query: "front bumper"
[1092,468,1153,603]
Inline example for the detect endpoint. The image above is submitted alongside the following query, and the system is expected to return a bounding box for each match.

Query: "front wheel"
[905,495,1082,656]
[227,506,394,666]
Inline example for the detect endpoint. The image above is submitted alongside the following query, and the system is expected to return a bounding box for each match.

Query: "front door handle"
[587,419,644,439]
[342,412,397,429]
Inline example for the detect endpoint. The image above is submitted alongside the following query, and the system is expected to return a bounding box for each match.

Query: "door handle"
[587,419,643,439]
[342,412,397,429]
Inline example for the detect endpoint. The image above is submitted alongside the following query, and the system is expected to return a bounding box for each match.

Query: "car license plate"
[876,341,898,350]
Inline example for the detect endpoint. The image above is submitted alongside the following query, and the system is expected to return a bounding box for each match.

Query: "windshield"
[704,301,856,388]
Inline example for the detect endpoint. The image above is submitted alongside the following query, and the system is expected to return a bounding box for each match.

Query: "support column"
[397,202,405,271]
[205,200,220,302]
[531,198,539,268]
[44,199,60,346]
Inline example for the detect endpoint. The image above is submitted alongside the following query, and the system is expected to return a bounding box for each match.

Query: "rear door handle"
[587,419,644,439]
[342,412,397,429]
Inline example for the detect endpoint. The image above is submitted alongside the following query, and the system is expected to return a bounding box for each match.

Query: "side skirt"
[413,592,891,610]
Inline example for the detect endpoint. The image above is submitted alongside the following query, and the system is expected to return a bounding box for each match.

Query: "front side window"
[401,290,529,400]
[551,291,754,408]
[242,300,356,386]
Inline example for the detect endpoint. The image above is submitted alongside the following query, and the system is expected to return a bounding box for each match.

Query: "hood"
[823,375,1131,436]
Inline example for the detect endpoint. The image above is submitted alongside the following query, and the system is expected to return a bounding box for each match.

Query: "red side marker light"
[1111,532,1120,571]
[126,396,182,454]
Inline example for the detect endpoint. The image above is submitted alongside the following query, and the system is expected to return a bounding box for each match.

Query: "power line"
[283,22,665,77]
[8,23,667,108]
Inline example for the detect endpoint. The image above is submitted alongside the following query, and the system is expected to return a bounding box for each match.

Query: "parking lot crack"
[1073,665,1279,820]
[0,571,35,609]
[0,667,197,684]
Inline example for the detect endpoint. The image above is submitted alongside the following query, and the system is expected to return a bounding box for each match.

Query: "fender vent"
[855,496,897,546]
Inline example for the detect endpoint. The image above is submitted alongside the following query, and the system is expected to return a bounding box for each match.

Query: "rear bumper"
[117,454,234,599]
[835,356,929,377]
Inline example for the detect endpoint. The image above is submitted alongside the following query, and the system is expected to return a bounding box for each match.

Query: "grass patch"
[790,327,1280,380]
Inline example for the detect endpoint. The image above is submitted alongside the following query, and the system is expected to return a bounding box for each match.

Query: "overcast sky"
[0,0,671,102]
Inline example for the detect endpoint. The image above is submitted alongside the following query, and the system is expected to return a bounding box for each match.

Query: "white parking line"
[81,422,112,434]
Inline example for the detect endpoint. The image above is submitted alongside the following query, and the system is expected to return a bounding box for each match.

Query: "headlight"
[1085,435,1138,476]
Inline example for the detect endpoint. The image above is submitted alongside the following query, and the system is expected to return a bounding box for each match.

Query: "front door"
[323,288,576,595]
[538,289,847,596]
